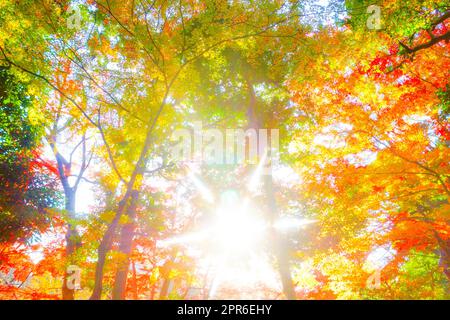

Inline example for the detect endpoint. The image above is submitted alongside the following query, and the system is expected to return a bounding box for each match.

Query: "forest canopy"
[0,0,448,300]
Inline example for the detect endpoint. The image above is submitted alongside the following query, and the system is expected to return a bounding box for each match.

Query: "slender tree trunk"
[52,145,83,300]
[89,61,175,300]
[159,278,171,300]
[51,131,86,300]
[131,260,138,300]
[112,190,139,299]
[150,282,156,300]
[264,175,296,299]
[158,256,175,299]
[436,231,450,281]
[90,128,151,299]
[441,241,450,281]
[62,189,81,300]
[90,196,128,299]
[245,75,296,299]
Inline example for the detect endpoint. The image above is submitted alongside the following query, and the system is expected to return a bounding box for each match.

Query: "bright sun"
[212,193,265,253]
[157,162,316,298]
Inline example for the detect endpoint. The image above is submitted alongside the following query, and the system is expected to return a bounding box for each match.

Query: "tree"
[287,2,449,296]
[0,66,61,243]
[0,0,448,300]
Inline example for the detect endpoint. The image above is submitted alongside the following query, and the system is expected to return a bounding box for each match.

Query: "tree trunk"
[159,258,175,300]
[264,175,296,299]
[131,260,138,299]
[62,189,81,300]
[245,75,296,299]
[436,232,450,281]
[112,190,139,300]
[90,196,128,300]
[90,97,159,299]
[159,278,171,300]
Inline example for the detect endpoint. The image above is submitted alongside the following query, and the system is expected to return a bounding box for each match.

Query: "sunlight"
[158,175,318,298]
[274,217,317,231]
[156,231,209,249]
[212,194,266,254]
[247,151,268,192]
[156,187,282,298]
[187,169,215,203]
[207,253,281,299]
